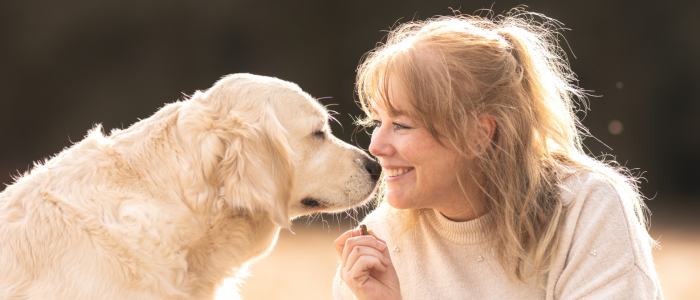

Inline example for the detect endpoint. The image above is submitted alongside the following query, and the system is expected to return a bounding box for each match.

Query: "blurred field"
[236,205,700,300]
[649,229,700,300]
[238,224,344,300]
[647,200,700,300]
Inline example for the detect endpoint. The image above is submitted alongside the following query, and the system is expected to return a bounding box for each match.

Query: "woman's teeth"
[385,168,412,177]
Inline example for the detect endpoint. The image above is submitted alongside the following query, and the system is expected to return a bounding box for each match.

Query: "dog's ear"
[215,104,294,228]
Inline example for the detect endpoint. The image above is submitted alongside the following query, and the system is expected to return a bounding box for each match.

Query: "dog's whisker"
[327,112,344,133]
[345,210,360,228]
[305,214,316,227]
[311,213,320,227]
[320,214,330,232]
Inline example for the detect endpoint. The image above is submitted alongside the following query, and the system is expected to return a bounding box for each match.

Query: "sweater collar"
[424,209,492,245]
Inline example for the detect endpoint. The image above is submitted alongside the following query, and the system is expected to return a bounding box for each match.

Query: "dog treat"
[360,224,369,236]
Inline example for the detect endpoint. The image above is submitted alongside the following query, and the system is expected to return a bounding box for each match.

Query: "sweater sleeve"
[546,172,663,300]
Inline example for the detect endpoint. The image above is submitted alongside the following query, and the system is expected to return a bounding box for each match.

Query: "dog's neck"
[111,102,209,208]
[184,209,281,298]
[108,101,284,296]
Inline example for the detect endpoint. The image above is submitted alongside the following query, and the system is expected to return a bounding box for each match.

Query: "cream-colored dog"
[0,74,381,299]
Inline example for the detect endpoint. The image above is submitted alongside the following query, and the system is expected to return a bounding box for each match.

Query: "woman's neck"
[437,200,487,222]
[436,172,488,222]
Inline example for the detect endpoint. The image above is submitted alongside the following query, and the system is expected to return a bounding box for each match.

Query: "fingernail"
[377,240,386,250]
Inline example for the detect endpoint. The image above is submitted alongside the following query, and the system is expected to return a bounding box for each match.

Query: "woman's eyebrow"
[391,110,408,117]
[371,107,408,118]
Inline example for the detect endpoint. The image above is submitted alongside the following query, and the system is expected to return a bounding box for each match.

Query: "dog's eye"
[313,130,325,139]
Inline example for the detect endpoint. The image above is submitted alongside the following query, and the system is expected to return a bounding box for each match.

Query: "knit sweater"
[333,170,663,299]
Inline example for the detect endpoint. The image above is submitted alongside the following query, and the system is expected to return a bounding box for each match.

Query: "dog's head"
[177,74,380,228]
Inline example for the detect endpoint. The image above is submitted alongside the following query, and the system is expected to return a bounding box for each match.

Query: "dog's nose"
[363,157,382,182]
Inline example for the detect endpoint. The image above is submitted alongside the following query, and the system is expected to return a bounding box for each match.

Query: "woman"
[333,11,663,300]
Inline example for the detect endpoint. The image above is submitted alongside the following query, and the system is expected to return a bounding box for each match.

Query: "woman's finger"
[350,255,388,283]
[341,235,387,270]
[344,245,390,273]
[368,229,387,245]
[334,228,369,258]
[334,229,359,257]
[335,226,387,258]
[343,253,388,284]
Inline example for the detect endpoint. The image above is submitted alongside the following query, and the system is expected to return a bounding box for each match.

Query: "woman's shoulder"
[558,162,638,211]
[558,166,644,240]
[550,165,660,297]
[559,168,615,198]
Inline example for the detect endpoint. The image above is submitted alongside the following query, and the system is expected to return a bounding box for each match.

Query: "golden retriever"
[0,74,381,299]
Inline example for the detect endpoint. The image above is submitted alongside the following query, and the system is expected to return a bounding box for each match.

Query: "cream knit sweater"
[333,171,663,299]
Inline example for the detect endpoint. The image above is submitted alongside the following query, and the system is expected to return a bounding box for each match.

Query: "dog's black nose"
[363,157,382,182]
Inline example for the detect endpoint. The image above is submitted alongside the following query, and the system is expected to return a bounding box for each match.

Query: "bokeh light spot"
[608,120,624,135]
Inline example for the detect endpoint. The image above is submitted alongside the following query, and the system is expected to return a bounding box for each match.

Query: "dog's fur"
[0,74,380,299]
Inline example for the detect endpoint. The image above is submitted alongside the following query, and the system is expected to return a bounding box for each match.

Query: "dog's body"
[0,74,380,299]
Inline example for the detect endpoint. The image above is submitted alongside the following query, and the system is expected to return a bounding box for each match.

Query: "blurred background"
[1,0,698,299]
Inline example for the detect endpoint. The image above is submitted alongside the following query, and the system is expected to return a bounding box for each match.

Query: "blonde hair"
[356,10,652,283]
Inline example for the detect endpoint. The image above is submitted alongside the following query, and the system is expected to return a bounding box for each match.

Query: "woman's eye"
[368,120,411,132]
[393,122,411,130]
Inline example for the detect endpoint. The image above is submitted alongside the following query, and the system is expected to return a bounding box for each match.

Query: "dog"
[0,74,381,299]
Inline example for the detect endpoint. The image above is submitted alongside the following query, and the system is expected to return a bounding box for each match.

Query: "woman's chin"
[385,193,413,210]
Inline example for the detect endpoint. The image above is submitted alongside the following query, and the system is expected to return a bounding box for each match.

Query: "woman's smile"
[383,167,414,178]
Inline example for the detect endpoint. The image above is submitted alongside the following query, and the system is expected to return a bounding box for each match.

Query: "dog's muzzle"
[363,157,382,183]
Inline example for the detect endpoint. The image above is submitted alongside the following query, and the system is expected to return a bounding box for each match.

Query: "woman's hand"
[334,228,401,300]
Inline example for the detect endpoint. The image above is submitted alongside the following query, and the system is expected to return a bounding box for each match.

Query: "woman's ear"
[476,114,497,154]
[216,106,295,228]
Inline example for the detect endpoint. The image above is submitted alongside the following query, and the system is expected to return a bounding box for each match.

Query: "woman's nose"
[368,127,391,157]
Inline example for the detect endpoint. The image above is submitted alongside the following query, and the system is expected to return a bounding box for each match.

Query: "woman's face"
[368,83,474,216]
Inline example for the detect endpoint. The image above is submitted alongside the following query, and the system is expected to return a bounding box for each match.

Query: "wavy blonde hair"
[356,10,652,283]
